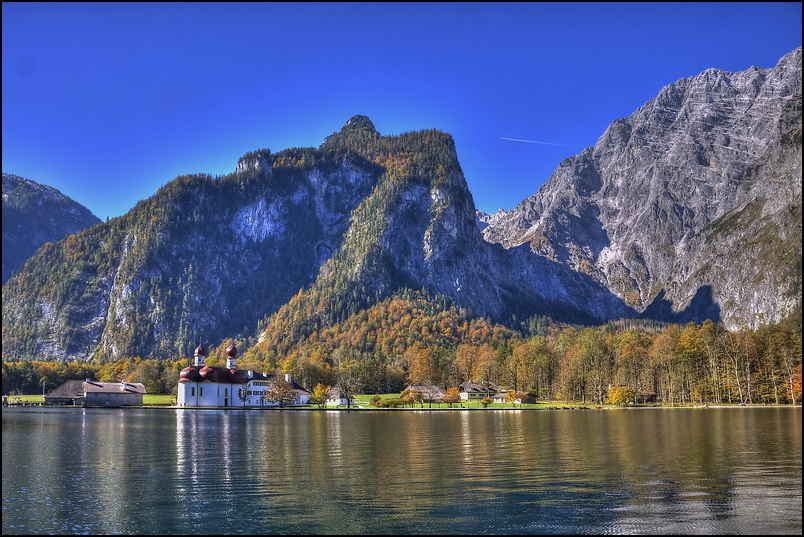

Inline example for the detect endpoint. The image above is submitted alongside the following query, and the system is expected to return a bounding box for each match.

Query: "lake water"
[2,406,801,535]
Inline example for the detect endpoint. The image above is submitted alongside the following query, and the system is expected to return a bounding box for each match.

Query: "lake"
[2,406,801,535]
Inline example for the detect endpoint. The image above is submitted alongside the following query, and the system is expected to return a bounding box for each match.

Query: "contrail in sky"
[500,137,576,147]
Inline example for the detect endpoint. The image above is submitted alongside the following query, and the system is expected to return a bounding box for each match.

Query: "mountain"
[246,117,631,364]
[2,173,101,284]
[479,47,802,330]
[2,143,383,361]
[2,116,627,362]
[2,48,801,362]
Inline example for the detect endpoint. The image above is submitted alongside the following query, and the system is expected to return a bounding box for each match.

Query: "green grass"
[352,393,571,409]
[143,394,175,406]
[3,394,175,405]
[1,393,606,409]
[5,395,44,403]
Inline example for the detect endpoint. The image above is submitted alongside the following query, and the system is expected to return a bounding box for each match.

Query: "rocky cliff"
[254,117,631,351]
[479,47,802,329]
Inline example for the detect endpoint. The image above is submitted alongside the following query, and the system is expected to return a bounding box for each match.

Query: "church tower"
[194,344,206,367]
[226,344,237,370]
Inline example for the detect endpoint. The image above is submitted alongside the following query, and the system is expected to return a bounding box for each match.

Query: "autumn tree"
[650,325,682,403]
[677,322,707,404]
[606,386,635,406]
[265,377,296,407]
[442,386,461,407]
[505,391,520,407]
[454,343,477,383]
[576,328,612,404]
[310,383,331,407]
[404,346,433,386]
[610,329,651,399]
[501,343,531,392]
[774,324,802,404]
[789,364,802,404]
[334,359,362,409]
[471,343,500,389]
[401,387,424,407]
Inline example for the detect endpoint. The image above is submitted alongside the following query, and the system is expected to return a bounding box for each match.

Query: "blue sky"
[3,2,802,220]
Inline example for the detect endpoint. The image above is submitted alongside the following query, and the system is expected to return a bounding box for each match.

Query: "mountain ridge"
[2,47,801,362]
[479,46,802,329]
[2,173,102,284]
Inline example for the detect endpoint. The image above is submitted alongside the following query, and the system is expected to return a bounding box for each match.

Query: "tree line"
[4,313,800,406]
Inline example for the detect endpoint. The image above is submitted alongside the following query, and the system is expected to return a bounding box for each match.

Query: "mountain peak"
[339,115,378,134]
[321,115,381,150]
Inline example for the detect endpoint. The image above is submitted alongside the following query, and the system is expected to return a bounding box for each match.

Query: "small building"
[635,391,659,404]
[491,390,534,404]
[458,380,499,400]
[177,344,311,408]
[325,388,355,407]
[44,379,145,407]
[407,385,446,403]
[492,391,512,404]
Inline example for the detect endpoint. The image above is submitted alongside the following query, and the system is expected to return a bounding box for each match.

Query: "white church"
[177,344,311,408]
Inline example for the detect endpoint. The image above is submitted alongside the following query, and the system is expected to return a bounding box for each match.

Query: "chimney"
[284,374,292,384]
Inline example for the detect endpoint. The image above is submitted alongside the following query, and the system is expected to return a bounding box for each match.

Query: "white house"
[492,391,517,404]
[458,380,499,401]
[177,344,310,408]
[325,388,355,407]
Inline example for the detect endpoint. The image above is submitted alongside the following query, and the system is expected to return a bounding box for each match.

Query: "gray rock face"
[317,124,631,327]
[480,47,802,329]
[235,148,272,175]
[2,173,101,284]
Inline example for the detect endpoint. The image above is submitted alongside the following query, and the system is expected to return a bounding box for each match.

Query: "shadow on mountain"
[639,285,722,324]
[493,242,640,328]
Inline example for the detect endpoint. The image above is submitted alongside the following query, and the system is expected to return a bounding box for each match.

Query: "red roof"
[179,366,202,382]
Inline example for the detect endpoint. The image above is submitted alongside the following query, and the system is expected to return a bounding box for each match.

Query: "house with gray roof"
[45,380,145,407]
[407,385,447,403]
[458,380,499,400]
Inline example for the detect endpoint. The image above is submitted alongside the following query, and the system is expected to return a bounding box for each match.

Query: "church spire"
[226,344,237,370]
[194,344,206,367]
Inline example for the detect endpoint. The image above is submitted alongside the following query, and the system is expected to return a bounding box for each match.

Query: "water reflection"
[3,407,801,534]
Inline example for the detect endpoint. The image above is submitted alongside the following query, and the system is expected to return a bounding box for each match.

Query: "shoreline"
[3,402,800,411]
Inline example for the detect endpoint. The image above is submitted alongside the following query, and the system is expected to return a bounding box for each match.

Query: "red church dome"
[179,366,202,382]
[199,366,218,382]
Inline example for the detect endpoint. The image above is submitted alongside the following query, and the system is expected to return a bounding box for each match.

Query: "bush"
[606,386,635,406]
